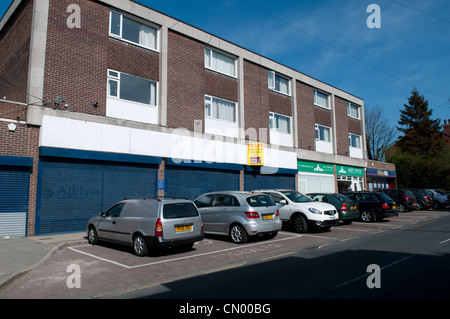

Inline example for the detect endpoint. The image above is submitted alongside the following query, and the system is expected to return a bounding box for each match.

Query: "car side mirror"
[100,211,106,217]
[279,199,287,205]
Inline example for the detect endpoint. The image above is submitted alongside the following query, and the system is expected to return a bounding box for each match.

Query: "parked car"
[421,189,436,209]
[379,189,418,212]
[307,193,360,225]
[86,197,204,256]
[340,191,398,222]
[410,189,432,210]
[193,191,282,244]
[253,189,339,233]
[426,189,450,209]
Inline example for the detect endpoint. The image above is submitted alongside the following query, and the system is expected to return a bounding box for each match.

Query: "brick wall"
[167,30,205,131]
[269,91,292,116]
[296,81,315,150]
[0,0,32,121]
[43,0,109,116]
[335,96,349,156]
[243,60,269,143]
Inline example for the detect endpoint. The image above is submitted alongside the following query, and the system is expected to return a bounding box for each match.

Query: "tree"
[365,105,398,161]
[386,88,450,189]
[397,88,444,157]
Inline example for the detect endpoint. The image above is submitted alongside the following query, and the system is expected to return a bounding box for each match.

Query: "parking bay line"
[68,233,303,269]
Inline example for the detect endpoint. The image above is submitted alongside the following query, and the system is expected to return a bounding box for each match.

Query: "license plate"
[413,203,417,206]
[175,225,192,232]
[351,206,357,210]
[263,214,274,220]
[392,205,396,209]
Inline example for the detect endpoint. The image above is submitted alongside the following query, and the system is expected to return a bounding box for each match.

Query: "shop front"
[366,168,397,191]
[297,160,336,194]
[336,165,365,192]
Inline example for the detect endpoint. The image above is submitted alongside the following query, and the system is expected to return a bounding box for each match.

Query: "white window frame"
[269,112,292,134]
[109,10,159,52]
[204,95,237,123]
[314,90,330,110]
[348,133,362,149]
[204,47,237,78]
[315,124,331,142]
[347,102,360,119]
[268,71,291,96]
[107,69,158,107]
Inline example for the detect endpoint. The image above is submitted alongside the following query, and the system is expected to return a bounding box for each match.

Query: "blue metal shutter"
[0,166,30,238]
[244,171,295,191]
[165,165,240,200]
[37,157,158,235]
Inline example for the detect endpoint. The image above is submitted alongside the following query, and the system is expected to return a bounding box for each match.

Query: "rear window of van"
[163,203,199,219]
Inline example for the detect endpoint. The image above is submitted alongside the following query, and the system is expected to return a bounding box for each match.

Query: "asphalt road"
[1,209,449,306]
[119,215,450,300]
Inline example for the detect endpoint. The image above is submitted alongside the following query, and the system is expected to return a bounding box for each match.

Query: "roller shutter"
[0,165,31,238]
[244,166,296,191]
[37,157,158,235]
[165,161,241,200]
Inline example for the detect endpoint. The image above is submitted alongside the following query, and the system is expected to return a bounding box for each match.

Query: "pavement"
[0,232,87,290]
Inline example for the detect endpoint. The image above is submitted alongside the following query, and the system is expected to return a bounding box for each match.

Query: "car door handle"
[112,221,116,224]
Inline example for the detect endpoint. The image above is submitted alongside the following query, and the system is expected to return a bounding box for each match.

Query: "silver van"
[86,198,204,256]
[194,191,282,244]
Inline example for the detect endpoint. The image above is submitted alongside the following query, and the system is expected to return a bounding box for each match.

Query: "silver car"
[194,191,282,244]
[86,197,204,256]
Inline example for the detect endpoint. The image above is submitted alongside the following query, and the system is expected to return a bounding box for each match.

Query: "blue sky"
[1,0,449,131]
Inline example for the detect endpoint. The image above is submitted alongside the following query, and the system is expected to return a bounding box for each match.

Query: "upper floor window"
[205,48,236,77]
[314,90,330,109]
[269,112,291,134]
[204,95,237,123]
[108,70,157,106]
[315,124,331,142]
[110,11,158,51]
[349,133,362,149]
[268,71,290,95]
[347,102,360,119]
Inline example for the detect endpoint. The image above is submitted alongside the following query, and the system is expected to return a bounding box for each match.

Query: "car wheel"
[292,214,308,233]
[432,201,440,209]
[230,224,248,244]
[418,202,425,211]
[133,234,148,256]
[88,226,98,245]
[361,210,374,222]
[397,204,406,213]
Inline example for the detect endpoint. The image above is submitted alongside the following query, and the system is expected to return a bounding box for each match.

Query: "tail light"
[244,211,260,219]
[155,218,163,237]
[424,195,429,200]
[201,218,204,232]
[382,203,390,210]
[340,203,348,211]
[402,196,410,202]
[447,195,450,200]
[276,209,280,217]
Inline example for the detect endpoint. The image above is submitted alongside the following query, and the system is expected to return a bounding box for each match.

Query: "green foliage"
[397,88,445,157]
[387,88,449,189]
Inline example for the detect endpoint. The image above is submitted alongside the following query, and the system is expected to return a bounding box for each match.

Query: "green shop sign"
[298,160,334,175]
[336,165,364,177]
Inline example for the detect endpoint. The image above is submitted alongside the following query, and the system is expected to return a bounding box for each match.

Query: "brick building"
[0,0,392,237]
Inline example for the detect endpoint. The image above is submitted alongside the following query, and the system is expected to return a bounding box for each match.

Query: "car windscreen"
[281,191,312,203]
[246,195,276,207]
[163,203,199,219]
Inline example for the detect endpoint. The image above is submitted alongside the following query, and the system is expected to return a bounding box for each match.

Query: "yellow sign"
[247,143,264,166]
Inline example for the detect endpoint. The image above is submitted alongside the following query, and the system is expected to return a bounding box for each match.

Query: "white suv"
[254,190,339,233]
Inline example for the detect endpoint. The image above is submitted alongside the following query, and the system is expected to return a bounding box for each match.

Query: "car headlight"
[308,207,322,214]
